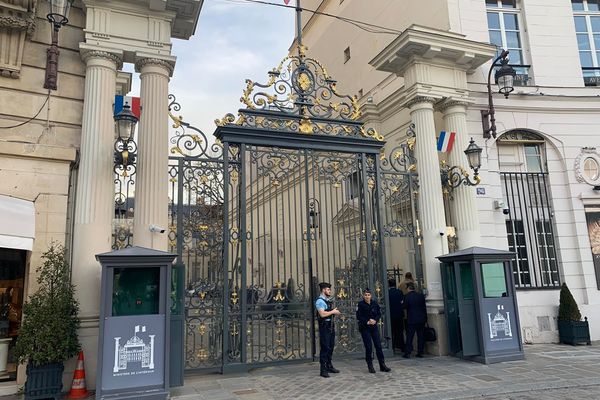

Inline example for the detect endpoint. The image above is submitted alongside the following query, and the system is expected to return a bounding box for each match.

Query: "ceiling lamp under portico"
[215,45,384,144]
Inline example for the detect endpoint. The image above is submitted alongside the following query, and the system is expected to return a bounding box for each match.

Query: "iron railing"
[501,172,560,289]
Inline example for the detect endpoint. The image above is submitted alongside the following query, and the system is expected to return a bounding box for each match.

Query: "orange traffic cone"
[67,351,90,399]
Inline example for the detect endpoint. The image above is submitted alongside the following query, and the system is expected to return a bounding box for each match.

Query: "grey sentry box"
[95,247,176,400]
[438,247,524,364]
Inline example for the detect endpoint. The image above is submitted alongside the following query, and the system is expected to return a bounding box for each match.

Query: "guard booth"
[96,247,176,400]
[438,247,524,364]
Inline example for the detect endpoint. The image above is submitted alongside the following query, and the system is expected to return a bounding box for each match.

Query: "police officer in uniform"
[356,288,391,373]
[315,282,341,378]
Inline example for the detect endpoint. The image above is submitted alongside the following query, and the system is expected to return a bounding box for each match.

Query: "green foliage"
[558,282,582,322]
[15,244,80,367]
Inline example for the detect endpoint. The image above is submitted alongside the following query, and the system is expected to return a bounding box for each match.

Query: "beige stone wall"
[0,1,84,387]
[0,0,85,254]
[299,0,450,99]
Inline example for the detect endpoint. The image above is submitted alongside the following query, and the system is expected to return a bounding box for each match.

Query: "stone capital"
[80,49,123,70]
[405,96,437,110]
[135,58,175,77]
[435,99,471,114]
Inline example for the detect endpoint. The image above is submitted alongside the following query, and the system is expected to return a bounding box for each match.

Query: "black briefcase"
[424,324,437,342]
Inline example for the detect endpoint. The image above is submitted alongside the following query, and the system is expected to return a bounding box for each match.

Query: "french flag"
[437,131,456,153]
[114,95,141,119]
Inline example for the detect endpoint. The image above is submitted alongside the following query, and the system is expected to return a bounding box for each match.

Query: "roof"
[437,246,515,262]
[96,246,176,259]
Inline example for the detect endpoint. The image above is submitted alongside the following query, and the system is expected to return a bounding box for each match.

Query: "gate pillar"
[72,46,123,389]
[133,57,174,250]
[407,96,448,304]
[439,100,481,248]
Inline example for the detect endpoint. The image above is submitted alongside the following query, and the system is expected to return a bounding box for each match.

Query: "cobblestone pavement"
[170,343,600,400]
[1,343,598,399]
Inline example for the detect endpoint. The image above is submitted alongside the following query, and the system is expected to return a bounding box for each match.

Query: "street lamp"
[44,0,74,90]
[440,138,483,192]
[114,103,138,177]
[481,49,517,139]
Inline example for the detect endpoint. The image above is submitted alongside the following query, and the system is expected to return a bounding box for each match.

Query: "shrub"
[15,244,80,366]
[558,282,581,322]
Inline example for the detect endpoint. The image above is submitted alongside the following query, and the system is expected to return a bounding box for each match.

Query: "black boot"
[379,362,391,372]
[327,363,340,373]
[320,366,330,378]
[367,361,376,373]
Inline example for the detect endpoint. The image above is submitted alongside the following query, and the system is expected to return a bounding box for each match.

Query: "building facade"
[297,0,600,349]
[0,0,201,393]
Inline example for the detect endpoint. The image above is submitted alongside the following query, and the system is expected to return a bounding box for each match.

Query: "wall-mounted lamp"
[43,0,74,90]
[481,49,517,139]
[308,198,320,232]
[114,103,138,177]
[440,138,483,193]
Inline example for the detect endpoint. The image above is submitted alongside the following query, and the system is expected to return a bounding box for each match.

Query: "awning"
[0,195,35,251]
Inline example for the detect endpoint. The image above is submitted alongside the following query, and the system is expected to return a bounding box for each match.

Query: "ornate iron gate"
[162,47,421,372]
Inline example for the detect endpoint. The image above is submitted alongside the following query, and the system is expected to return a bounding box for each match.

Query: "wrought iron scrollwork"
[215,47,383,141]
[169,94,223,159]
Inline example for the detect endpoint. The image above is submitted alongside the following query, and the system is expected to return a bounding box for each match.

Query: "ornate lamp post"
[440,138,483,191]
[44,0,74,90]
[481,49,517,139]
[114,103,138,177]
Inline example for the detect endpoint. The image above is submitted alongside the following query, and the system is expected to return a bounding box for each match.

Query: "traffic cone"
[67,351,90,399]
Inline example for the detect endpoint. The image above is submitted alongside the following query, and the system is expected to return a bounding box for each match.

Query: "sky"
[125,0,296,139]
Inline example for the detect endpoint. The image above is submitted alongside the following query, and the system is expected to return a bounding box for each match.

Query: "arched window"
[497,131,561,289]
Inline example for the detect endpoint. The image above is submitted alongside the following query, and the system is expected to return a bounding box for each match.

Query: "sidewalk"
[171,343,600,400]
[1,343,598,399]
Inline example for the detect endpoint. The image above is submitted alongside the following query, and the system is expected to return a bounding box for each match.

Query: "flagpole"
[296,0,302,49]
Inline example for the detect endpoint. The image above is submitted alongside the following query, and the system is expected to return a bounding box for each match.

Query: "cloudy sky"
[126,0,295,138]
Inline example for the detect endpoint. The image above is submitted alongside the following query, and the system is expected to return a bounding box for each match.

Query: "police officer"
[315,282,341,378]
[356,288,391,373]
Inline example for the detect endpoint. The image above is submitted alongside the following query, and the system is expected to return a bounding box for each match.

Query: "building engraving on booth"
[113,325,156,375]
[488,305,513,340]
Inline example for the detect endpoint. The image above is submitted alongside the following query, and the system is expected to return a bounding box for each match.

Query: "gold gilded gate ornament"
[214,45,384,142]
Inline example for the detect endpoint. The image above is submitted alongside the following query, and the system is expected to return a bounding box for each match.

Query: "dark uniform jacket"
[388,287,404,319]
[403,291,427,325]
[356,299,382,331]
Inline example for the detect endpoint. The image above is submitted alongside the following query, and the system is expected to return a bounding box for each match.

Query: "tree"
[558,282,581,322]
[15,244,80,366]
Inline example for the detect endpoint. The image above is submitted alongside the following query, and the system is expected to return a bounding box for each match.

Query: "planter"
[24,362,64,400]
[558,317,591,346]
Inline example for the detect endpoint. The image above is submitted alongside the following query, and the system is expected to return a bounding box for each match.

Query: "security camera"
[438,229,446,237]
[502,205,510,215]
[149,224,166,233]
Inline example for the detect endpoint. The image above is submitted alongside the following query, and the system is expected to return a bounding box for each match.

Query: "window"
[486,0,530,85]
[573,0,600,85]
[344,47,351,63]
[346,171,361,200]
[499,134,560,289]
[481,262,508,298]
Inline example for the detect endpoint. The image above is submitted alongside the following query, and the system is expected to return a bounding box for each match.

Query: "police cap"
[319,282,331,291]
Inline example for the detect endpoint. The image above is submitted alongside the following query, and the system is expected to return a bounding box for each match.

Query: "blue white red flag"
[437,131,456,153]
[114,95,141,119]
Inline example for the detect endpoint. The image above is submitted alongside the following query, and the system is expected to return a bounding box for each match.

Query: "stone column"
[408,97,448,305]
[132,58,173,250]
[440,101,481,248]
[72,47,122,386]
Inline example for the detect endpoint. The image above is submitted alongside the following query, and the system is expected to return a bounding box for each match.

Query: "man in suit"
[388,278,405,353]
[403,281,427,358]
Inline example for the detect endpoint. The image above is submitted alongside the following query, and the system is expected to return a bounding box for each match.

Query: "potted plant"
[557,282,591,346]
[15,244,80,399]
